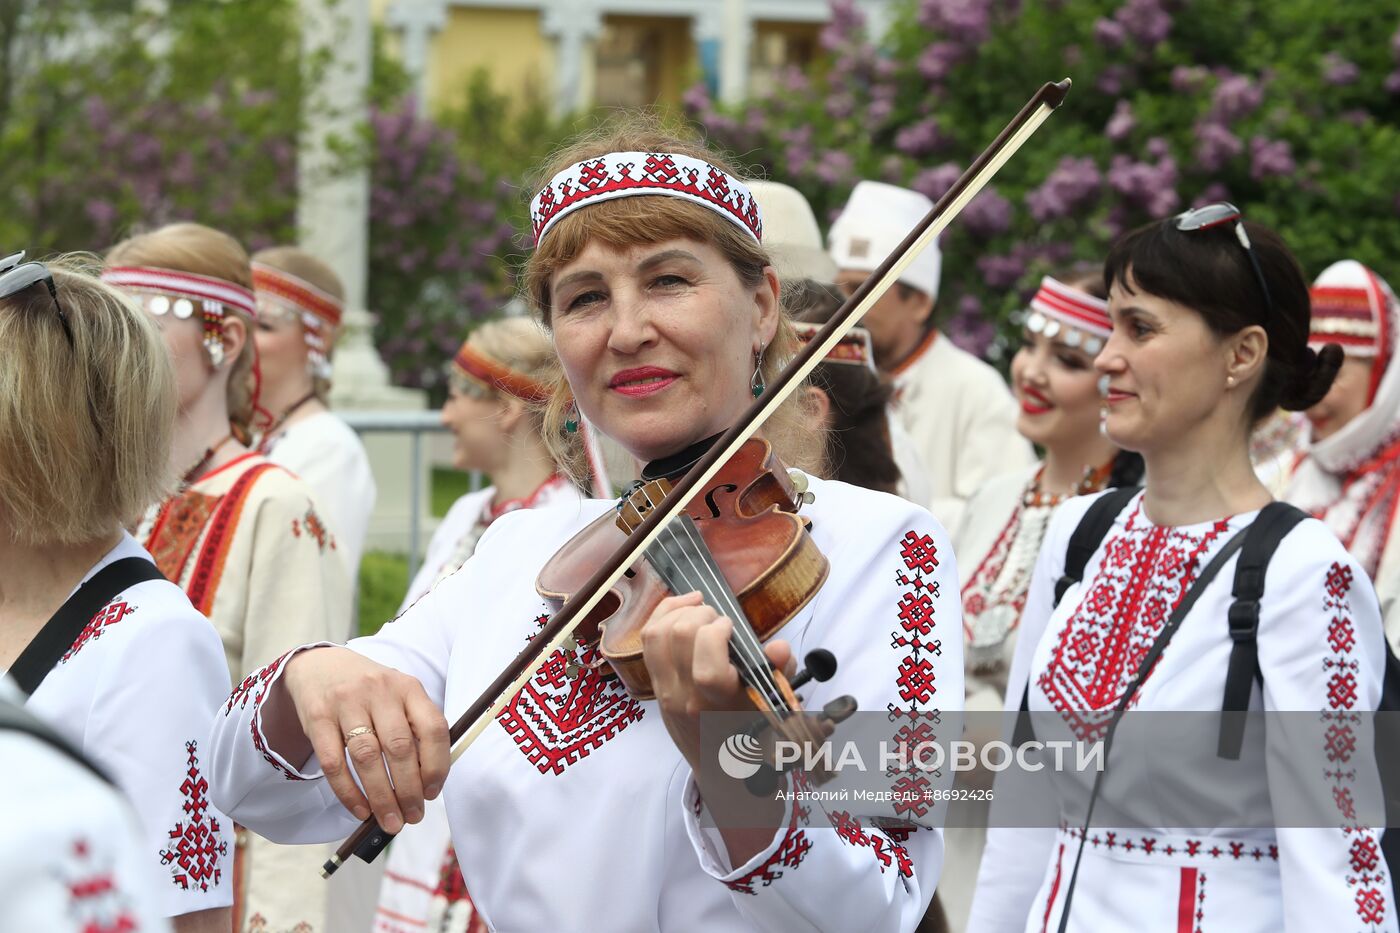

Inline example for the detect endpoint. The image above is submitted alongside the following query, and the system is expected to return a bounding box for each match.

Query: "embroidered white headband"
[101,266,258,319]
[1025,275,1111,354]
[530,151,764,247]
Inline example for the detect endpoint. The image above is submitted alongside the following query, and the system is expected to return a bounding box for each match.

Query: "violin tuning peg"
[561,634,578,651]
[788,470,809,494]
[790,648,838,689]
[821,694,858,724]
[565,662,581,680]
[801,491,816,505]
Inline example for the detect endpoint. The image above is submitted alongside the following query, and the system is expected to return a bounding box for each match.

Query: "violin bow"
[324,77,1072,876]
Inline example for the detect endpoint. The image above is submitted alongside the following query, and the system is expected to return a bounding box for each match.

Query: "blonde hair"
[0,256,177,545]
[252,245,346,402]
[521,116,821,479]
[106,223,259,441]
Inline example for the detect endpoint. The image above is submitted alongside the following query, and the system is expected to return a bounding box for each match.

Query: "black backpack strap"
[9,557,165,697]
[1217,502,1309,760]
[1054,486,1142,607]
[1015,487,1142,747]
[0,694,111,784]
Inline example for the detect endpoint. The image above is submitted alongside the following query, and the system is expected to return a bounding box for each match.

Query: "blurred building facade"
[375,0,894,114]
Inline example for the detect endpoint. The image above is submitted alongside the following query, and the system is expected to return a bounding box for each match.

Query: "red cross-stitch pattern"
[159,740,227,892]
[1061,823,1278,863]
[1193,870,1208,933]
[496,613,645,775]
[225,650,291,716]
[61,599,135,664]
[1038,502,1230,741]
[59,838,140,933]
[431,846,489,933]
[827,810,915,878]
[1321,561,1391,928]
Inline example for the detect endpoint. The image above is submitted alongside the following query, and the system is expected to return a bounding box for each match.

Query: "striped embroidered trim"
[1059,822,1278,863]
[187,463,277,615]
[102,266,257,318]
[725,780,813,894]
[1030,275,1111,337]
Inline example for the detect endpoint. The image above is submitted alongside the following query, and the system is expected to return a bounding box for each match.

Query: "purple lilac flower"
[1172,66,1207,92]
[1393,28,1400,62]
[821,0,865,51]
[1116,0,1172,45]
[1093,18,1126,49]
[1107,154,1179,216]
[814,151,855,186]
[868,98,894,124]
[895,118,943,157]
[964,188,1012,238]
[1096,65,1131,96]
[1322,52,1360,87]
[1386,71,1400,95]
[1211,74,1263,123]
[1105,100,1136,141]
[911,162,963,201]
[946,295,995,357]
[1194,122,1243,172]
[1192,183,1231,208]
[682,83,710,113]
[917,0,993,44]
[1026,156,1102,223]
[977,253,1027,289]
[1249,137,1295,180]
[1145,137,1170,160]
[916,42,964,82]
[825,93,856,120]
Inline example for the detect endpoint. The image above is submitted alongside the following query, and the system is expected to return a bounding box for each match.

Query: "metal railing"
[338,410,482,579]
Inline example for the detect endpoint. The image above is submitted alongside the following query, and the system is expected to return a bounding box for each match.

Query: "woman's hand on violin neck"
[641,591,794,770]
[281,646,451,833]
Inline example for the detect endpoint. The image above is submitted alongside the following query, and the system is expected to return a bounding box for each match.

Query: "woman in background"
[1287,259,1400,641]
[375,315,582,933]
[105,222,349,933]
[252,246,376,609]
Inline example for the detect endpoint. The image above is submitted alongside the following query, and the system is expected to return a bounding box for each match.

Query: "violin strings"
[664,516,789,714]
[653,522,782,711]
[636,483,786,712]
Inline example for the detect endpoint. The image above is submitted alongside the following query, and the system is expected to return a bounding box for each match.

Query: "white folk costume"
[966,489,1395,933]
[2,676,176,932]
[1287,260,1400,644]
[1250,409,1309,499]
[942,279,1116,933]
[135,451,350,933]
[377,473,582,933]
[828,181,1032,530]
[253,262,376,595]
[19,536,232,921]
[210,474,963,933]
[260,410,375,606]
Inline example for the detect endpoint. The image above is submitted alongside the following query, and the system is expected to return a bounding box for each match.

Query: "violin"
[322,77,1072,877]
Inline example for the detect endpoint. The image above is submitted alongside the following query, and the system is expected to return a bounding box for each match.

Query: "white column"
[695,0,750,105]
[386,0,448,114]
[541,0,602,117]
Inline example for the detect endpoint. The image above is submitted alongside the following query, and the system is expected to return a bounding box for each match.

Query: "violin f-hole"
[703,483,738,519]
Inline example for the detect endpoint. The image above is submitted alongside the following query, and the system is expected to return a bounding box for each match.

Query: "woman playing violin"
[208,119,965,933]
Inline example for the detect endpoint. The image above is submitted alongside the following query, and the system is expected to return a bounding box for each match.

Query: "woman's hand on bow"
[266,646,451,832]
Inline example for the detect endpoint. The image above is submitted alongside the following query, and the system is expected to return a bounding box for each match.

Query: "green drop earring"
[750,348,765,398]
[564,400,579,434]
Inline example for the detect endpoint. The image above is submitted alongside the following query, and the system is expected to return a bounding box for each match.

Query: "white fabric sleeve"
[1,734,173,933]
[208,536,470,843]
[1257,529,1398,933]
[678,508,962,933]
[929,374,1033,531]
[85,594,234,917]
[965,496,1093,933]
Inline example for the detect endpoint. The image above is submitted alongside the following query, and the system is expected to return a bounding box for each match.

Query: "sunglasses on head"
[1173,202,1274,317]
[0,251,75,348]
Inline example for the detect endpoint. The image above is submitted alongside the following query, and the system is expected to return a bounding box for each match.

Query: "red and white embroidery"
[1038,501,1230,741]
[890,531,943,718]
[61,599,135,664]
[726,794,814,895]
[1322,563,1390,928]
[226,650,291,717]
[496,613,645,776]
[1060,822,1277,863]
[56,838,141,933]
[292,506,335,553]
[828,809,915,879]
[529,151,763,245]
[159,740,227,892]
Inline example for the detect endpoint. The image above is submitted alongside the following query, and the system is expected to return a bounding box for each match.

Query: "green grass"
[357,468,486,637]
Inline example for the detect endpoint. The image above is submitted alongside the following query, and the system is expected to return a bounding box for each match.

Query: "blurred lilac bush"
[686,0,1400,361]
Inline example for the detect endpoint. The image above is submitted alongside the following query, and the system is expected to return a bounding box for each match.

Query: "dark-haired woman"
[967,207,1394,932]
[942,274,1136,933]
[1288,260,1400,643]
[790,278,903,496]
